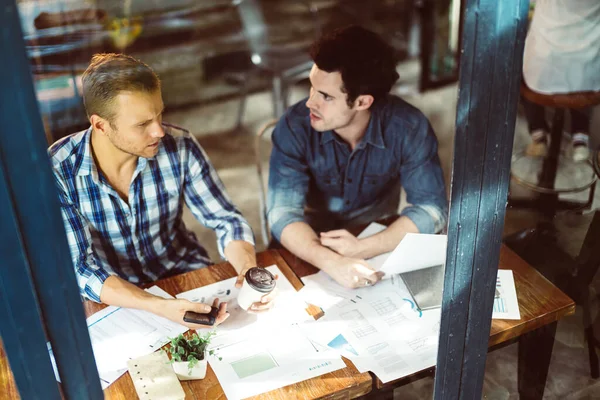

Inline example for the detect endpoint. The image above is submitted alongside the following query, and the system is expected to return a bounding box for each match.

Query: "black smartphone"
[183,306,220,326]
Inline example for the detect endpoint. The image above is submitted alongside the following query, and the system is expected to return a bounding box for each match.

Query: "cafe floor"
[164,59,600,399]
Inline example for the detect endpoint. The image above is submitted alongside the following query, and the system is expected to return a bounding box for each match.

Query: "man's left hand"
[320,229,363,258]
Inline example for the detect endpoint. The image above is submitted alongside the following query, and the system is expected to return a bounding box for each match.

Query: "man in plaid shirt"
[49,54,273,328]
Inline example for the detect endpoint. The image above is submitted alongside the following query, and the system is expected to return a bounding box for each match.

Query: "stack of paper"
[298,248,442,383]
[299,290,440,383]
[297,223,521,384]
[176,265,344,400]
[48,286,188,389]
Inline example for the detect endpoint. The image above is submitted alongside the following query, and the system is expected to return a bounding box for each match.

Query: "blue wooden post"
[0,164,62,399]
[0,0,103,398]
[434,0,529,398]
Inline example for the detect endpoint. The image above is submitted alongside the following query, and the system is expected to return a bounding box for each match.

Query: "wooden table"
[0,250,372,400]
[278,244,575,400]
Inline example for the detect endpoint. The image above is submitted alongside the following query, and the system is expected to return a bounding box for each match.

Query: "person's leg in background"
[522,96,550,157]
[570,107,591,162]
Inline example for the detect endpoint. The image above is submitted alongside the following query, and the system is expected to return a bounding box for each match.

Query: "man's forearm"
[356,216,419,259]
[224,240,257,274]
[99,275,230,329]
[280,221,343,273]
[99,275,163,311]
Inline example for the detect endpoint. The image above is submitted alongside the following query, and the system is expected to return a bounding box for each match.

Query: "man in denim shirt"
[267,26,448,289]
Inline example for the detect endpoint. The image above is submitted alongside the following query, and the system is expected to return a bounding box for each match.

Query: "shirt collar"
[361,109,385,149]
[318,105,386,149]
[75,127,94,177]
[75,126,155,177]
[320,130,336,145]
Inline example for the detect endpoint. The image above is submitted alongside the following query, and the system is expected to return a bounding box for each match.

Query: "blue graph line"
[403,298,423,318]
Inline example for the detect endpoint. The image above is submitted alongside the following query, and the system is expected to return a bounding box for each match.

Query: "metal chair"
[255,119,278,246]
[230,0,320,128]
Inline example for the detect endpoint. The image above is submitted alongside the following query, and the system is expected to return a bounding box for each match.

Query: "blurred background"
[19,0,466,258]
[20,0,461,142]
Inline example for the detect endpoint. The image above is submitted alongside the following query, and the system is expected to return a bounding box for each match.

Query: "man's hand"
[320,229,364,258]
[235,268,279,313]
[156,297,229,330]
[322,257,384,289]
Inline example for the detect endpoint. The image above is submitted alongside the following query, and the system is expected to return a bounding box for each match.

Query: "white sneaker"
[526,129,548,157]
[573,145,590,162]
[572,132,590,162]
[526,141,548,157]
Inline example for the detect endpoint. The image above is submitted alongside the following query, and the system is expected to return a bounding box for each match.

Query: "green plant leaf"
[187,356,199,373]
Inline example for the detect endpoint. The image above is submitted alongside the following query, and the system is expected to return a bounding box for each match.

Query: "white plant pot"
[172,359,208,381]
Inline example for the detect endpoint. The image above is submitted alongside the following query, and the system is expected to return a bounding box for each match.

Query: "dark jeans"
[522,96,591,135]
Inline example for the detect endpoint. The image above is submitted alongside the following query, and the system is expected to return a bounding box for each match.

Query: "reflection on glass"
[429,0,461,83]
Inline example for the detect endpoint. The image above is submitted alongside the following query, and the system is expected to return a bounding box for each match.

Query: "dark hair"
[81,53,160,126]
[310,25,399,107]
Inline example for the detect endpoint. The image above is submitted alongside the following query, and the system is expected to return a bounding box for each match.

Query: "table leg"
[518,321,558,400]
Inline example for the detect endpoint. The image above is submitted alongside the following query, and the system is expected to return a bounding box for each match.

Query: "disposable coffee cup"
[237,267,276,311]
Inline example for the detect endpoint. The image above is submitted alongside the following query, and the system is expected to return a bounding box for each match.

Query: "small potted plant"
[168,331,220,380]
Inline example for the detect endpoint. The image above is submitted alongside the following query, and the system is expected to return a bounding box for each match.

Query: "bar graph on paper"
[493,277,506,313]
[492,270,521,320]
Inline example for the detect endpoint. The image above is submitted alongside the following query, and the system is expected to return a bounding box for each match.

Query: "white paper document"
[49,286,188,389]
[356,223,448,277]
[176,265,311,349]
[299,270,408,313]
[301,290,441,383]
[379,233,447,277]
[178,266,343,399]
[208,325,345,400]
[492,270,521,320]
[358,222,390,270]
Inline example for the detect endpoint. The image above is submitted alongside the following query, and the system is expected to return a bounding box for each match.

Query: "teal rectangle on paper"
[230,352,278,379]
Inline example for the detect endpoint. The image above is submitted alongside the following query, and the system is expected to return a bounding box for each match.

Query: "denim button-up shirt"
[267,95,448,240]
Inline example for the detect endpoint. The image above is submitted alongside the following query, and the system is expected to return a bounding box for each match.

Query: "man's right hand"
[156,297,229,330]
[321,257,384,289]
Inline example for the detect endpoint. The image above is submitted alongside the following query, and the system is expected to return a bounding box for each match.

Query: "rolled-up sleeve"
[267,115,311,240]
[399,117,448,234]
[183,136,254,257]
[55,180,114,302]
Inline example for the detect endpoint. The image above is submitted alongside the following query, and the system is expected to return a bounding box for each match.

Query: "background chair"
[228,0,321,128]
[255,118,278,246]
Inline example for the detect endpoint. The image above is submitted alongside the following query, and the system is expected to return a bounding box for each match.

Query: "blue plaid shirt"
[49,123,254,302]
